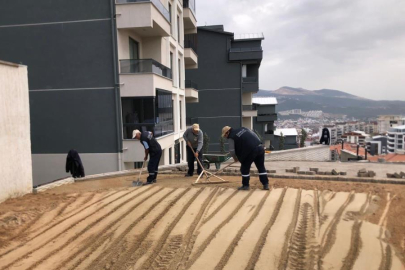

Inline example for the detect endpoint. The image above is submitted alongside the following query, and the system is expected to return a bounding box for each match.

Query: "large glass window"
[155,90,174,137]
[122,97,154,139]
[122,90,173,139]
[129,38,139,60]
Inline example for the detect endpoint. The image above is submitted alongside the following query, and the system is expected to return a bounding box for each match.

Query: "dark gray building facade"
[252,97,278,150]
[0,0,122,186]
[185,25,263,152]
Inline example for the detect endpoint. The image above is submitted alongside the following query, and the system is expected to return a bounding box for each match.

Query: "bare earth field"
[0,174,404,270]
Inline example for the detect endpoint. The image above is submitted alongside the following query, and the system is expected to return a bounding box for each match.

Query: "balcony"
[119,59,172,97]
[185,80,198,103]
[183,0,197,34]
[242,105,258,117]
[229,47,263,62]
[257,113,278,122]
[116,0,171,37]
[184,35,198,69]
[242,77,259,93]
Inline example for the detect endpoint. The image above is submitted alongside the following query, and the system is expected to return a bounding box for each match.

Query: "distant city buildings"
[378,115,405,134]
[387,125,405,154]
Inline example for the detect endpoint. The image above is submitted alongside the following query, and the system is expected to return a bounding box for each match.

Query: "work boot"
[263,184,270,190]
[184,174,193,177]
[237,186,250,191]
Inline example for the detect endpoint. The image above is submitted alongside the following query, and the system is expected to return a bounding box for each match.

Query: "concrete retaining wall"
[266,145,331,162]
[0,61,33,202]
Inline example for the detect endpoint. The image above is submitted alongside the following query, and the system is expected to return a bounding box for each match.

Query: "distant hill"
[255,87,405,119]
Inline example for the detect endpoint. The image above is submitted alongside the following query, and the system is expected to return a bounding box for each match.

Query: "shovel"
[132,161,146,187]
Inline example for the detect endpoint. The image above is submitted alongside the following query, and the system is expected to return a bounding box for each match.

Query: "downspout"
[110,0,123,171]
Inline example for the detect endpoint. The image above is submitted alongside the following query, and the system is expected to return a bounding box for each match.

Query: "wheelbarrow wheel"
[203,161,210,170]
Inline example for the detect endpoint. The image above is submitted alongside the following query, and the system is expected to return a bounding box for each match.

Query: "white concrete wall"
[0,61,33,202]
[266,145,331,162]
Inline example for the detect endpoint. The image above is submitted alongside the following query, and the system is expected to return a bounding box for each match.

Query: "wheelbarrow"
[202,153,231,170]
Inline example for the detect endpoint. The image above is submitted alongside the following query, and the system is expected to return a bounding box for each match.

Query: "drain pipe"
[110,0,123,171]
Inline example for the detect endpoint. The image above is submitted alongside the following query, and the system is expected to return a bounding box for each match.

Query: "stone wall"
[266,145,331,162]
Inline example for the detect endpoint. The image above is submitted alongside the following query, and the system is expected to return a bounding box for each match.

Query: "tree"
[203,132,210,154]
[279,132,285,150]
[300,129,308,148]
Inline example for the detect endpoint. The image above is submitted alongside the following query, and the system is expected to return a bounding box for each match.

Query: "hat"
[221,126,231,137]
[132,129,141,139]
[192,123,200,131]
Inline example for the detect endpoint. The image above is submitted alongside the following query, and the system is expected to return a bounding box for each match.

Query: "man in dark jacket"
[133,129,162,185]
[222,126,269,190]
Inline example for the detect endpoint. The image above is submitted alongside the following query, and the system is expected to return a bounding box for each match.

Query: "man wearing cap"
[183,124,204,177]
[133,129,162,185]
[222,126,269,190]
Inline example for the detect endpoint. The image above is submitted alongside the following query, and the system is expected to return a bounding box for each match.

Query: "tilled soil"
[0,174,404,270]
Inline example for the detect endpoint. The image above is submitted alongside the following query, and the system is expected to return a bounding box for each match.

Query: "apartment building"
[378,115,405,134]
[0,0,197,185]
[341,131,369,146]
[185,25,264,152]
[387,126,405,154]
[252,97,278,149]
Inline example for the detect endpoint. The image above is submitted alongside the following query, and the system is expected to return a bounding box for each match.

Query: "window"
[170,52,174,85]
[121,91,174,139]
[177,15,180,42]
[169,3,172,34]
[179,100,183,130]
[122,97,154,139]
[169,147,172,164]
[129,38,139,60]
[155,90,174,137]
[178,59,181,88]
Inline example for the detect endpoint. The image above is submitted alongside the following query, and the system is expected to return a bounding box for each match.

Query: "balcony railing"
[185,80,198,89]
[120,59,172,79]
[242,105,255,111]
[116,0,171,22]
[184,34,198,53]
[183,0,196,15]
[229,47,263,52]
[242,77,258,83]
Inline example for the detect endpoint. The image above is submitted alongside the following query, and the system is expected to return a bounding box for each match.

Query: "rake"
[132,161,146,187]
[189,147,229,185]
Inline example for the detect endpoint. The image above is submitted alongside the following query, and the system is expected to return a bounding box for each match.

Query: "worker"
[133,129,162,185]
[221,126,269,190]
[183,123,204,177]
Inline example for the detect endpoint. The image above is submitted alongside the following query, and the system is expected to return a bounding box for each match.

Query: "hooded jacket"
[320,128,331,145]
[66,149,85,178]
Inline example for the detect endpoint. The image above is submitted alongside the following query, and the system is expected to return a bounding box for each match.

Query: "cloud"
[196,0,405,100]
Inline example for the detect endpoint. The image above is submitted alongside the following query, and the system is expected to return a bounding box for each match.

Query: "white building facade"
[387,125,405,154]
[116,0,198,169]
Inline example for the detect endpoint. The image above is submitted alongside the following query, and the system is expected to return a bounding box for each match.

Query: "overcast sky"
[196,0,405,100]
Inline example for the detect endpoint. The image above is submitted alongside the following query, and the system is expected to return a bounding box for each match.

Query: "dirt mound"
[0,185,403,270]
